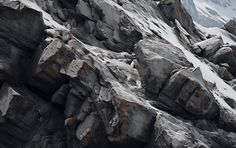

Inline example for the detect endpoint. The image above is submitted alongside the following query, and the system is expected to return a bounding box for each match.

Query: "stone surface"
[0,0,235,148]
[135,39,190,95]
[29,39,75,97]
[225,20,236,36]
[0,3,45,83]
[159,0,195,35]
[192,36,223,57]
[210,47,236,75]
[0,83,65,148]
[157,68,219,119]
[148,113,207,148]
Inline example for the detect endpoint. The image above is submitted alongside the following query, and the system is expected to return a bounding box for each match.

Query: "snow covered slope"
[182,0,236,27]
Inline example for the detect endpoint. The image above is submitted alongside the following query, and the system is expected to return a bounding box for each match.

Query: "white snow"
[195,23,236,45]
[193,0,236,24]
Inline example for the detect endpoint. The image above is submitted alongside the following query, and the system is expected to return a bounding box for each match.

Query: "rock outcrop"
[0,2,45,83]
[0,0,236,148]
[159,0,195,35]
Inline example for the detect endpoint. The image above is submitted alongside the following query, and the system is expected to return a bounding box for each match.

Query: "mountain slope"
[182,0,236,27]
[0,0,236,148]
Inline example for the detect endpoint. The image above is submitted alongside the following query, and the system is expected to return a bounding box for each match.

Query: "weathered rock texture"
[0,0,236,148]
[225,20,236,36]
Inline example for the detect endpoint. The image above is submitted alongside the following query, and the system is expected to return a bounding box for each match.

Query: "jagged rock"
[156,68,219,119]
[148,113,209,148]
[149,111,236,148]
[0,83,65,148]
[64,88,85,118]
[217,66,233,81]
[225,20,236,36]
[206,62,233,81]
[135,39,190,95]
[159,0,195,35]
[0,3,45,83]
[76,0,93,20]
[218,108,236,133]
[76,113,109,147]
[97,84,156,147]
[210,47,236,75]
[175,19,191,46]
[29,39,75,97]
[192,36,223,57]
[51,84,70,106]
[68,0,143,53]
[0,2,45,50]
[0,0,236,148]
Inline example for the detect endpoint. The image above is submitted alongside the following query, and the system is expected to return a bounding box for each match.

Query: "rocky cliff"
[0,0,236,148]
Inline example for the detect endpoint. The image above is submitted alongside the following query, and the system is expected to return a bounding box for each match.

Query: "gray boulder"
[225,20,236,36]
[159,0,195,35]
[210,47,236,75]
[29,39,75,96]
[135,39,191,95]
[157,68,219,119]
[76,0,93,20]
[149,112,236,148]
[192,36,223,57]
[148,113,209,148]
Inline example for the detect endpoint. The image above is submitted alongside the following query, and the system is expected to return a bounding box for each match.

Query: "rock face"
[159,0,195,35]
[0,3,45,83]
[0,83,65,148]
[225,20,236,36]
[135,39,191,95]
[0,0,236,148]
[157,68,219,119]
